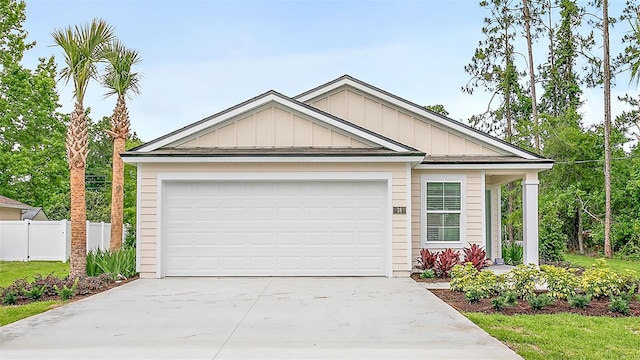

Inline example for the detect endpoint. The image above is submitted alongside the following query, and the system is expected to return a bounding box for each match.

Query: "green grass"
[0,261,69,288]
[467,313,640,360]
[565,254,640,274]
[0,300,63,326]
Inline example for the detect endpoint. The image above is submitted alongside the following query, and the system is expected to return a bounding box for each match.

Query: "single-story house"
[122,75,553,279]
[21,207,49,221]
[0,195,33,221]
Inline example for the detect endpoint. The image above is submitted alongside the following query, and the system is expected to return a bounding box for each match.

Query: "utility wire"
[554,156,640,164]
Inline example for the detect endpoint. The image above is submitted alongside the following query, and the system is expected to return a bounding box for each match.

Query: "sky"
[20,0,638,144]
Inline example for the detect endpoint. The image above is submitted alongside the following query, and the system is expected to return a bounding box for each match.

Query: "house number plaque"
[393,207,406,214]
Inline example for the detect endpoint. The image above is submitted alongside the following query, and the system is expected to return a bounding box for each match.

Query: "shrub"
[567,294,592,309]
[86,247,137,279]
[31,273,66,297]
[528,293,555,310]
[540,265,580,299]
[434,248,461,277]
[23,284,46,301]
[449,263,478,292]
[54,277,79,301]
[2,290,17,305]
[502,241,523,266]
[580,259,639,298]
[463,244,489,270]
[538,200,566,262]
[501,291,518,307]
[608,296,631,315]
[465,288,486,303]
[415,249,438,271]
[491,297,506,310]
[419,269,435,279]
[507,264,541,299]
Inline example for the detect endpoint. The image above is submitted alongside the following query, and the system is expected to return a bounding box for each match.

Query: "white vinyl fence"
[0,220,121,262]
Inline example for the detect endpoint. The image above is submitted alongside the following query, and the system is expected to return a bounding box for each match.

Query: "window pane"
[427,182,443,197]
[427,228,441,241]
[443,183,460,196]
[443,227,460,241]
[427,213,443,227]
[443,213,460,226]
[427,197,444,210]
[443,196,460,211]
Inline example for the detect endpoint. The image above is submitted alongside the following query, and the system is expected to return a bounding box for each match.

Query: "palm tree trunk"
[109,136,125,249]
[109,94,129,250]
[68,102,88,277]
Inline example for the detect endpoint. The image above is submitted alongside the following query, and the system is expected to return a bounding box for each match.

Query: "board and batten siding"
[137,162,411,278]
[175,104,371,149]
[307,88,504,156]
[410,170,483,266]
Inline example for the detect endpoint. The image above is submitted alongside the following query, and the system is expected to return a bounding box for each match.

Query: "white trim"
[296,78,539,160]
[135,164,141,273]
[406,163,412,271]
[420,174,467,248]
[155,171,394,278]
[415,163,553,170]
[123,155,426,164]
[480,170,486,254]
[497,186,502,259]
[136,94,410,153]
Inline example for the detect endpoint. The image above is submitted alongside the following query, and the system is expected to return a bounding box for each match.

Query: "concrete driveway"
[1,278,521,359]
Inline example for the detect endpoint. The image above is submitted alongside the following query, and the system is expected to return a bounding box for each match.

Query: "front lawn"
[565,254,640,274]
[467,313,640,360]
[0,300,63,326]
[0,261,69,288]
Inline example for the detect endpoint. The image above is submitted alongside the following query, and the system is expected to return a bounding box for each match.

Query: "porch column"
[522,176,539,266]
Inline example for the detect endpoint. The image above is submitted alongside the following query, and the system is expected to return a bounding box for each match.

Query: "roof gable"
[295,75,542,160]
[0,195,31,210]
[134,91,417,153]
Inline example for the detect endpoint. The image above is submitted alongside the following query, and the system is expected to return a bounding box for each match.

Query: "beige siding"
[307,88,504,156]
[137,162,410,278]
[410,170,484,267]
[175,105,371,149]
[0,207,22,220]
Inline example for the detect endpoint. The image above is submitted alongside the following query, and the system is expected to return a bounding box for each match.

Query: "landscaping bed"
[430,288,640,317]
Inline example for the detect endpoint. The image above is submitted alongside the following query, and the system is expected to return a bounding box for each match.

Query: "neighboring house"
[0,195,32,221]
[122,75,553,279]
[21,207,49,221]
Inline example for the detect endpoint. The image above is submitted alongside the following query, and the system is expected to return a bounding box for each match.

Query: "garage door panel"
[163,180,387,276]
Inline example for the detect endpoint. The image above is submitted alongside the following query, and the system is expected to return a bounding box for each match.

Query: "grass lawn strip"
[0,300,63,326]
[565,254,640,274]
[0,261,69,288]
[467,313,640,360]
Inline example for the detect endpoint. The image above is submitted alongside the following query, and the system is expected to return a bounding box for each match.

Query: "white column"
[522,179,540,266]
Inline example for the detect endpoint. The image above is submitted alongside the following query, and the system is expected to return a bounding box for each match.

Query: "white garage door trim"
[156,172,393,278]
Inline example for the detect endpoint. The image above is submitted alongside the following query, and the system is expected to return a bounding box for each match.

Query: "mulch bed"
[8,275,139,306]
[410,273,451,283]
[428,288,640,317]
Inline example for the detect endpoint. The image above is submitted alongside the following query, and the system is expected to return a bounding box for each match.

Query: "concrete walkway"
[0,278,521,360]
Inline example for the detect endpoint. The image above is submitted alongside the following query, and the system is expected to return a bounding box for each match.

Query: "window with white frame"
[422,175,465,245]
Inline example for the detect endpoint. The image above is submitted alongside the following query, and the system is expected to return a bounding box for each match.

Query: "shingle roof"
[123,147,425,157]
[0,195,32,209]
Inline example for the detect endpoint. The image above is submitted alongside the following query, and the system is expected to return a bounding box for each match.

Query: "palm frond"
[102,39,142,99]
[51,18,116,102]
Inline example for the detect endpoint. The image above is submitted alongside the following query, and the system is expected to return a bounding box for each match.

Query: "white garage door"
[162,180,388,276]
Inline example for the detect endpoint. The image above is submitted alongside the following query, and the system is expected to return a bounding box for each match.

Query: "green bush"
[450,264,502,296]
[507,264,541,299]
[608,296,631,315]
[540,265,580,299]
[2,290,17,305]
[465,288,486,303]
[449,263,478,292]
[567,294,591,309]
[419,269,435,279]
[538,201,566,262]
[86,247,137,279]
[23,285,45,301]
[502,241,523,266]
[528,293,555,310]
[54,277,78,301]
[580,259,639,298]
[491,297,506,310]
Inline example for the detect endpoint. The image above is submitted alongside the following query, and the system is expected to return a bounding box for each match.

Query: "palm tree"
[102,40,141,250]
[628,16,640,142]
[52,19,115,276]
